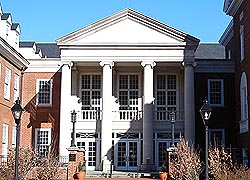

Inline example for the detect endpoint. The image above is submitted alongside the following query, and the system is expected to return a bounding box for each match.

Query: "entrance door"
[157,141,171,170]
[77,140,97,170]
[116,141,138,171]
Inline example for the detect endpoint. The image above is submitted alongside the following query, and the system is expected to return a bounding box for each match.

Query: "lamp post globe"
[199,99,212,180]
[11,98,24,180]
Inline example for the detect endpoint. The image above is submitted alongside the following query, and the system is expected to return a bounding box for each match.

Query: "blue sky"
[1,0,231,42]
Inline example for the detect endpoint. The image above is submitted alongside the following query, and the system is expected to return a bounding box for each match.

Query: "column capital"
[141,61,156,68]
[61,61,73,68]
[183,61,197,67]
[99,61,114,68]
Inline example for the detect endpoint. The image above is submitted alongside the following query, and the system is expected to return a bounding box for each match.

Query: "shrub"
[0,148,38,180]
[170,137,204,180]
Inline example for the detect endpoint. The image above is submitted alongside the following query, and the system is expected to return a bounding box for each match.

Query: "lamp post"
[11,98,24,180]
[199,99,212,180]
[169,111,176,148]
[70,110,77,147]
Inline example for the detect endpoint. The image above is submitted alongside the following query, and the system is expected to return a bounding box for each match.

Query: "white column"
[59,62,73,157]
[141,61,156,170]
[184,62,195,143]
[100,61,114,161]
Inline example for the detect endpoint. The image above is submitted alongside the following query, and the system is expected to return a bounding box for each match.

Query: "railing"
[0,155,8,166]
[113,110,143,121]
[77,109,184,122]
[78,110,101,121]
[154,110,184,122]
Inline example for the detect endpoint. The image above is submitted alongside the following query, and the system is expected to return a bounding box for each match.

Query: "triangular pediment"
[57,8,199,47]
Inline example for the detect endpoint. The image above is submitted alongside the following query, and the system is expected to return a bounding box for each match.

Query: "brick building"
[220,0,250,165]
[0,5,29,160]
[0,3,241,171]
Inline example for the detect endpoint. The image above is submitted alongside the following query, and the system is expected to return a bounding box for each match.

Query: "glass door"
[116,141,138,171]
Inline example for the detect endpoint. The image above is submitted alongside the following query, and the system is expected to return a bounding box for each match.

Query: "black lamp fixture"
[11,98,24,125]
[70,110,77,147]
[199,98,212,180]
[11,98,24,180]
[199,99,212,127]
[169,111,176,148]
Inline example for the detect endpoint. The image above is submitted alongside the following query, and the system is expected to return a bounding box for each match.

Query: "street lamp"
[199,99,212,180]
[11,98,24,180]
[169,111,176,148]
[70,110,77,147]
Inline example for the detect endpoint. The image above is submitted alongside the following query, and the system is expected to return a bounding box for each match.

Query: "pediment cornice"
[57,8,199,49]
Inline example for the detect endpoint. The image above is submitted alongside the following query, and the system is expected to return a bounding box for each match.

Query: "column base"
[140,163,156,172]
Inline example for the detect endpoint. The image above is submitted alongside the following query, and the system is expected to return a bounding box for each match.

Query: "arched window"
[240,72,248,133]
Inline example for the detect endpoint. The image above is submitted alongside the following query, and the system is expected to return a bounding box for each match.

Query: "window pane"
[38,80,51,104]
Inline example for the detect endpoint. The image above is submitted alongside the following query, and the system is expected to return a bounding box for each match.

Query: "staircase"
[84,170,159,179]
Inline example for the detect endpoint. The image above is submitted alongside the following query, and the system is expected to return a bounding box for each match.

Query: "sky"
[1,0,232,43]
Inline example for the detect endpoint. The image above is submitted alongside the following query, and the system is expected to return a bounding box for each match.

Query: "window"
[240,72,249,133]
[156,74,177,120]
[240,25,245,61]
[119,74,139,110]
[227,49,232,60]
[12,126,16,148]
[81,75,102,120]
[242,148,250,166]
[208,79,224,107]
[4,67,11,100]
[13,74,20,101]
[35,128,51,157]
[209,129,225,147]
[6,24,9,40]
[36,79,52,106]
[2,124,8,161]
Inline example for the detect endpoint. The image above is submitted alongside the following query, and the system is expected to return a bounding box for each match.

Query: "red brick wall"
[228,0,250,148]
[21,71,61,154]
[0,55,23,155]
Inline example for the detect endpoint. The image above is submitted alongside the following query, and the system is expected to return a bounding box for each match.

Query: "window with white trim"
[35,128,51,157]
[13,74,20,101]
[81,75,102,120]
[240,25,245,61]
[118,74,139,111]
[240,72,249,134]
[208,79,224,107]
[2,124,8,161]
[209,129,225,147]
[242,148,250,166]
[155,74,177,120]
[12,126,16,148]
[4,67,11,100]
[36,79,52,106]
[227,49,232,60]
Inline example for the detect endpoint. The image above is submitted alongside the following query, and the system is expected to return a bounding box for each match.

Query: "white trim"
[4,67,11,100]
[36,79,53,106]
[208,129,225,147]
[240,72,249,133]
[11,126,16,148]
[208,79,224,107]
[35,128,51,156]
[240,25,245,61]
[2,124,8,158]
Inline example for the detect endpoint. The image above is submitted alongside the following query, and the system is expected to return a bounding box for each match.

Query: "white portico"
[57,8,199,171]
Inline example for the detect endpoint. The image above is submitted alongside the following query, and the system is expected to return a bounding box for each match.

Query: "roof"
[36,43,60,58]
[195,43,225,60]
[11,23,19,30]
[57,8,199,49]
[1,13,11,20]
[19,42,35,48]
